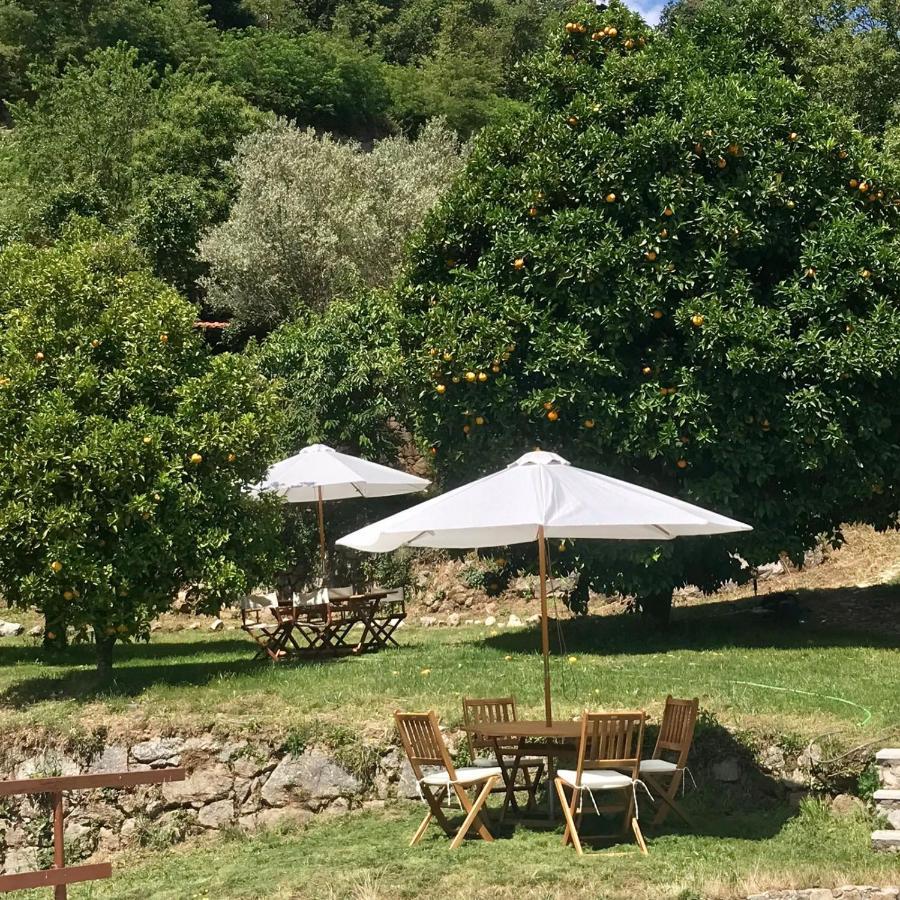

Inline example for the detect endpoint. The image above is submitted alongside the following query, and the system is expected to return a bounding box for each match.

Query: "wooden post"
[51,792,65,900]
[537,526,552,726]
[316,486,327,584]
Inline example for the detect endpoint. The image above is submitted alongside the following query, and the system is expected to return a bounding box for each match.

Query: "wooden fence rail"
[0,768,185,899]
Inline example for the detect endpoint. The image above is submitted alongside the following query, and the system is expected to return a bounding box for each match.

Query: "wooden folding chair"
[640,696,698,826]
[395,711,501,849]
[554,711,648,856]
[462,697,545,817]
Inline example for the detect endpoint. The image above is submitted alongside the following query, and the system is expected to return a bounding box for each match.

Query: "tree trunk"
[640,589,673,626]
[43,606,68,651]
[95,631,116,680]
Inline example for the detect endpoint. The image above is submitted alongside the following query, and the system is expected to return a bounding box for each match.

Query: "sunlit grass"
[65,797,899,900]
[0,589,898,746]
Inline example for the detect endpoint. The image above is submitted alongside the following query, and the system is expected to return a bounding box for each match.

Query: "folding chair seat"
[462,697,545,816]
[554,711,649,856]
[395,711,501,850]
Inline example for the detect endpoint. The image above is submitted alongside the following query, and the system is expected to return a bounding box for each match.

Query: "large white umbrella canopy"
[257,443,430,577]
[338,450,751,722]
[258,443,430,502]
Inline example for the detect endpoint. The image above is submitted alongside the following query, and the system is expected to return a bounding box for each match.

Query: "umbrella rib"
[651,524,674,538]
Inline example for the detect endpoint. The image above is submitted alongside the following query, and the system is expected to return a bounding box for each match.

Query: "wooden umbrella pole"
[317,486,327,584]
[537,526,552,726]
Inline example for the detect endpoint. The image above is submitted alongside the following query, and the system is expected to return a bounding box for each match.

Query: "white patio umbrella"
[337,450,751,723]
[256,443,430,578]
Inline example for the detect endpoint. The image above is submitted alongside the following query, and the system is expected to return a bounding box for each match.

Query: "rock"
[261,750,360,807]
[89,744,128,774]
[161,763,232,806]
[484,615,497,627]
[711,757,740,782]
[15,752,79,779]
[187,622,201,630]
[132,737,185,765]
[871,829,900,852]
[755,560,785,581]
[198,799,235,829]
[64,821,93,844]
[447,613,460,627]
[397,758,420,799]
[506,614,522,628]
[759,744,785,772]
[97,826,121,852]
[797,743,823,769]
[241,807,313,833]
[830,793,865,817]
[0,621,24,637]
[806,890,835,900]
[419,616,436,627]
[27,625,43,638]
[121,818,139,840]
[209,618,224,632]
[2,824,27,848]
[232,753,273,780]
[525,614,540,624]
[2,847,39,874]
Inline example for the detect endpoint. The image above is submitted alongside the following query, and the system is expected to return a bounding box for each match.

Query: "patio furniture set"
[396,695,698,855]
[240,586,406,661]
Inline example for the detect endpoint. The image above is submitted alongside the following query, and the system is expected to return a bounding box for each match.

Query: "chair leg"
[450,777,497,849]
[555,779,583,855]
[411,808,433,846]
[411,786,453,845]
[631,816,648,855]
[649,771,693,827]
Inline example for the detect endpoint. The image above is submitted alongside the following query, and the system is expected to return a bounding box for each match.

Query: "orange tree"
[0,222,286,674]
[397,0,900,621]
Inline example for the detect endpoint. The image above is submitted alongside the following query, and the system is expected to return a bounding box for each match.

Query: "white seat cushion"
[473,756,544,767]
[422,766,502,786]
[639,759,678,774]
[557,769,633,790]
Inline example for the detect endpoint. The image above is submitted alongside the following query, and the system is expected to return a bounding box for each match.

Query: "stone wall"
[0,730,894,876]
[872,749,900,853]
[0,733,423,876]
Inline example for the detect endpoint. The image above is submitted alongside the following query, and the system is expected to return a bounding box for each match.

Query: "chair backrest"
[327,586,354,599]
[240,593,277,611]
[575,711,645,782]
[653,696,699,767]
[395,711,455,782]
[461,697,517,757]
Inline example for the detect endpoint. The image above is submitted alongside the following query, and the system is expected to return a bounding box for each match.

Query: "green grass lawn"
[1,586,899,899]
[0,585,898,744]
[62,797,898,900]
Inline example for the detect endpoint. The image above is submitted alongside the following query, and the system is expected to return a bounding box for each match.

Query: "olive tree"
[199,118,467,333]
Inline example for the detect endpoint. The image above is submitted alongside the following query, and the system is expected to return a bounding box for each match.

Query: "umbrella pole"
[537,526,552,726]
[317,486,327,585]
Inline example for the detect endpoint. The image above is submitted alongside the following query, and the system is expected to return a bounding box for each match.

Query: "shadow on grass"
[483,584,900,659]
[0,638,412,708]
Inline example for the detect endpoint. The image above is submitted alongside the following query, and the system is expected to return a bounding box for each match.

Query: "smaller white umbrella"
[338,450,751,723]
[257,443,430,577]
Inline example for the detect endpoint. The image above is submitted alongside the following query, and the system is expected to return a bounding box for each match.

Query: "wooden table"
[475,720,582,822]
[247,591,405,660]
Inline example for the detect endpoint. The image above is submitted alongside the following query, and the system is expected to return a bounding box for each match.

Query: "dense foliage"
[0,224,286,672]
[398,0,900,618]
[201,118,466,332]
[1,45,261,293]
